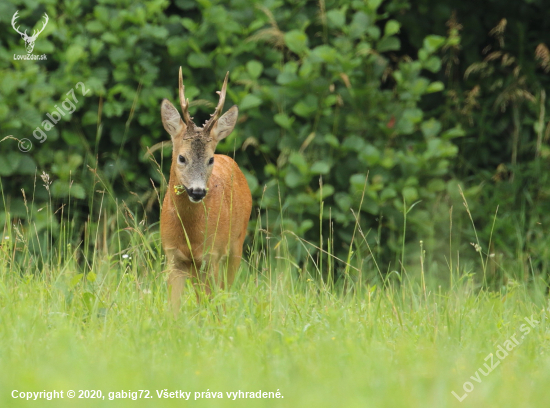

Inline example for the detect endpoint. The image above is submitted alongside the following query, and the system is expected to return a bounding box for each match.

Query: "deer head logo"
[11,11,49,54]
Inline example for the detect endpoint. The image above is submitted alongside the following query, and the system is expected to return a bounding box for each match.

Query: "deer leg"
[226,243,245,288]
[168,269,189,316]
[199,254,221,296]
[166,249,191,316]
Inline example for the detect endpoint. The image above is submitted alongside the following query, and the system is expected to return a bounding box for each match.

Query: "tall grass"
[1,152,549,407]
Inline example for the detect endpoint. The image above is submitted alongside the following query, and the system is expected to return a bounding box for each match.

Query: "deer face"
[170,124,218,203]
[175,137,216,202]
[161,75,238,203]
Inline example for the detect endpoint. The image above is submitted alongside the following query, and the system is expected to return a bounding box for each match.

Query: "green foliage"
[396,1,550,281]
[0,0,461,270]
[1,0,549,281]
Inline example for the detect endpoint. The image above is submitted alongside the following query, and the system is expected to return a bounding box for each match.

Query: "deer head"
[161,68,238,203]
[11,11,49,54]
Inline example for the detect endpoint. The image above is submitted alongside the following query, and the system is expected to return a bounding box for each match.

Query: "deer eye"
[178,155,186,164]
[208,157,214,165]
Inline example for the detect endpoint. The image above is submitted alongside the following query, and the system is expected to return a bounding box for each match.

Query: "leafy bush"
[397,4,550,282]
[3,0,548,282]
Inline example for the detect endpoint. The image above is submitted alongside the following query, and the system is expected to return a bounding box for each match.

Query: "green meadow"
[1,187,548,408]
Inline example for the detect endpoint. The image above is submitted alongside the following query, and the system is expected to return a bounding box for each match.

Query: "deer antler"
[31,13,49,39]
[178,66,195,128]
[203,72,229,133]
[11,11,27,38]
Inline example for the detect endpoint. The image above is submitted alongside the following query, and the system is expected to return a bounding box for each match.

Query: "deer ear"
[211,105,238,142]
[161,99,185,139]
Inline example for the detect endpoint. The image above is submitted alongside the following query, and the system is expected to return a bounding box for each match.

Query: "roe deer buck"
[160,68,252,312]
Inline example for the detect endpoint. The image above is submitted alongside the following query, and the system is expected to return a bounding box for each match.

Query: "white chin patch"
[188,197,202,204]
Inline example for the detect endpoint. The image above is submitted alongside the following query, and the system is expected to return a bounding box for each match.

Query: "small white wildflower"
[122,254,129,259]
[4,236,8,240]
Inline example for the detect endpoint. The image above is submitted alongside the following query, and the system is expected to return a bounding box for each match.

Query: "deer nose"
[187,187,207,202]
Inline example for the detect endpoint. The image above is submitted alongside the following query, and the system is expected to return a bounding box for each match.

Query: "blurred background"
[0,0,549,286]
